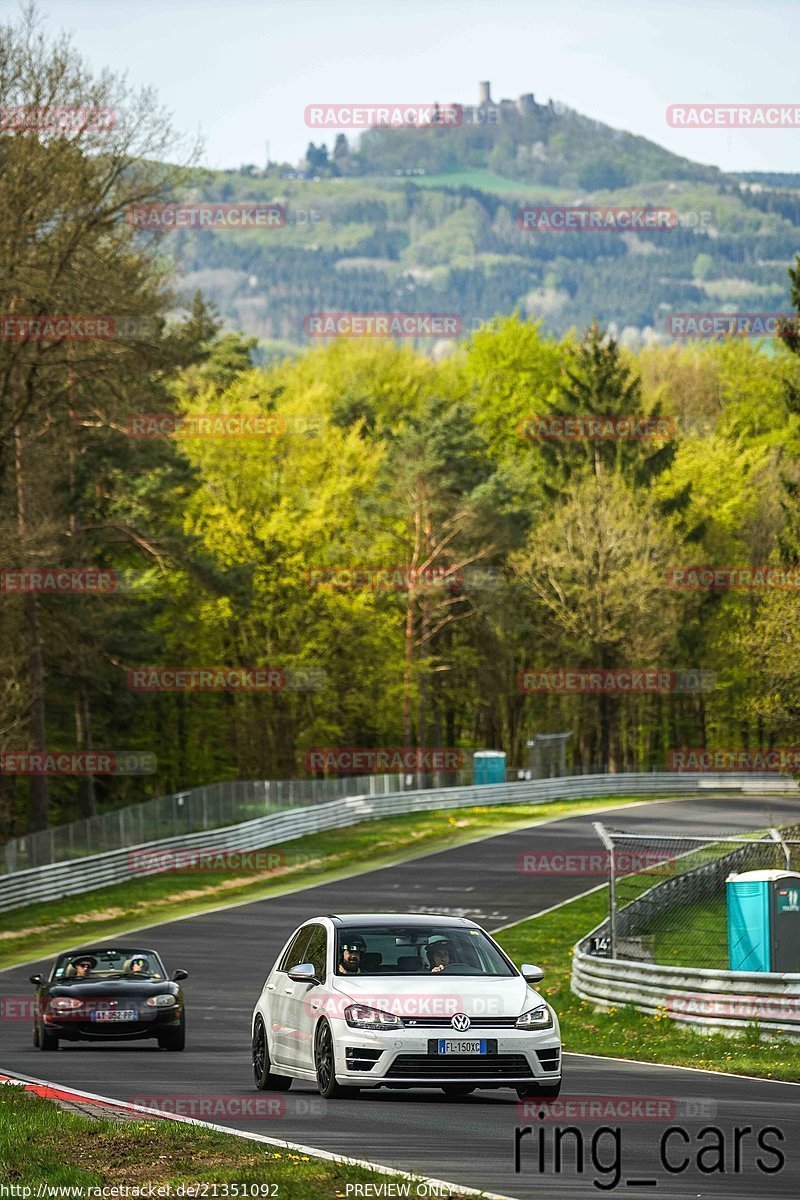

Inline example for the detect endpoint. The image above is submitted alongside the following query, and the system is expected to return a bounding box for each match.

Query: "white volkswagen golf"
[251,913,561,1099]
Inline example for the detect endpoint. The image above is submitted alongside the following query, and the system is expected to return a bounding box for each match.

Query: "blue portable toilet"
[473,750,506,785]
[726,869,800,972]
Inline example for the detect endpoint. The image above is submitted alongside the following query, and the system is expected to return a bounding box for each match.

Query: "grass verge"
[652,896,727,969]
[494,887,800,1082]
[0,1087,458,1194]
[0,794,653,970]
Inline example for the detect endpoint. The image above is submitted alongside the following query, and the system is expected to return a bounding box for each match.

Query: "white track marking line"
[0,1067,516,1200]
[564,1050,800,1087]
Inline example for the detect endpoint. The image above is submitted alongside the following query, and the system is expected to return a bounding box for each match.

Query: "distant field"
[376,169,562,198]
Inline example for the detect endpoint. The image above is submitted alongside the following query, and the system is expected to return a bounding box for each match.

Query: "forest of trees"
[4,7,800,840]
[171,171,800,347]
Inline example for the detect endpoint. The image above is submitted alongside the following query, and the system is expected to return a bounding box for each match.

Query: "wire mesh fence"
[0,768,471,874]
[589,821,800,969]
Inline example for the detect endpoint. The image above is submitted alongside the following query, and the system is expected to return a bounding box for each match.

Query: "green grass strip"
[0,1087,465,1193]
[0,794,651,970]
[494,888,800,1082]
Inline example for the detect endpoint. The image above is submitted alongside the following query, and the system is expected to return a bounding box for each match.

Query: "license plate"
[91,1010,137,1022]
[436,1039,487,1055]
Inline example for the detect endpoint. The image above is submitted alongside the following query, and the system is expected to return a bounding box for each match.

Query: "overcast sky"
[4,0,799,173]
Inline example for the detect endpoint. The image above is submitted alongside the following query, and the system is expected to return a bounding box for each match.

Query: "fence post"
[768,827,792,870]
[593,821,617,959]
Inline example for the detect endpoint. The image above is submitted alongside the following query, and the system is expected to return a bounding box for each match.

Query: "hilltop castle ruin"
[459,81,554,125]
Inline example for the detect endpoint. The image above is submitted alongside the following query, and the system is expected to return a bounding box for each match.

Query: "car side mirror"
[520,963,544,984]
[29,974,43,986]
[287,962,318,984]
[172,969,188,982]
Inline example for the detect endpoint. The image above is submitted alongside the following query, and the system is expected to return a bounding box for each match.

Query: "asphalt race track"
[3,795,800,1198]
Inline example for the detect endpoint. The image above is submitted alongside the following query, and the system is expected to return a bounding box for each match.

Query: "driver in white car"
[426,935,452,973]
[337,936,366,974]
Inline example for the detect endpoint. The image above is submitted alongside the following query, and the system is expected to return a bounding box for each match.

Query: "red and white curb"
[0,1068,515,1200]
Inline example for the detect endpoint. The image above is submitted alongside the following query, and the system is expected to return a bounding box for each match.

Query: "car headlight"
[145,994,178,1007]
[48,997,83,1012]
[344,1003,403,1030]
[516,1005,553,1030]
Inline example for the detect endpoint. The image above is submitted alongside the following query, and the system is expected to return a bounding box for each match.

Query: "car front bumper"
[331,1024,562,1088]
[41,1007,183,1041]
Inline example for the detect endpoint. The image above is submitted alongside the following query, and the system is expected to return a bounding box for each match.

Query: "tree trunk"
[402,588,414,745]
[16,425,49,831]
[74,688,97,817]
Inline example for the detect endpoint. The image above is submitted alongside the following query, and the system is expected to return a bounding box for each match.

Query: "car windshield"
[335,925,516,977]
[52,949,164,982]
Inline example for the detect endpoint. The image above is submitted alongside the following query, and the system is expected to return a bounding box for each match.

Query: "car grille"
[400,1016,519,1028]
[536,1048,561,1072]
[386,1054,532,1079]
[346,1047,383,1072]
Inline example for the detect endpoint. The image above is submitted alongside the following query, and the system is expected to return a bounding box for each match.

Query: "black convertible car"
[30,946,187,1051]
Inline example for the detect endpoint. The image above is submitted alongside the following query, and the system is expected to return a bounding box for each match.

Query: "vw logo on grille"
[451,1012,471,1031]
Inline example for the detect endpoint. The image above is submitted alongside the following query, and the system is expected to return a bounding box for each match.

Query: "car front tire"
[158,1014,186,1051]
[314,1019,357,1099]
[39,1027,59,1051]
[252,1015,292,1091]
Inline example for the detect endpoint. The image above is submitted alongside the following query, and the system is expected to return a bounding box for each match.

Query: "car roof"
[326,913,479,928]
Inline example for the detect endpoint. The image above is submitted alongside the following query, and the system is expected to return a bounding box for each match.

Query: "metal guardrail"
[0,771,470,873]
[1,771,796,914]
[571,935,800,1038]
[572,813,800,1038]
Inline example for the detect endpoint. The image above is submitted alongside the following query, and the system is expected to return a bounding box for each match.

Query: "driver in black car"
[72,955,96,979]
[337,936,366,974]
